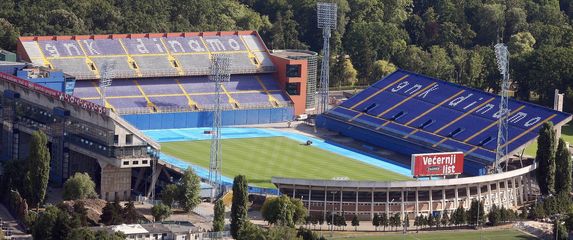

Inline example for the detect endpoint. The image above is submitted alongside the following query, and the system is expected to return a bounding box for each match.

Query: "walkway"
[0,203,30,239]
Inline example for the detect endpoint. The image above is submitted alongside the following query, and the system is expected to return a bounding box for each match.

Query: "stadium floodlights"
[208,54,231,199]
[494,43,510,174]
[317,2,338,30]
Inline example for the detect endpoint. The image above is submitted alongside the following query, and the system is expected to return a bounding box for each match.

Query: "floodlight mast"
[209,54,231,199]
[494,43,510,174]
[317,2,337,114]
[99,61,116,108]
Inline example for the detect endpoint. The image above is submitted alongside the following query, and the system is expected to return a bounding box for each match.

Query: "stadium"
[0,29,571,224]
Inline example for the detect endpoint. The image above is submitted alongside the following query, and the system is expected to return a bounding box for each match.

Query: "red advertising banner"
[0,72,107,115]
[411,152,464,177]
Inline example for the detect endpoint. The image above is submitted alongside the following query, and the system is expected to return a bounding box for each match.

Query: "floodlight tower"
[494,43,510,173]
[317,2,337,114]
[209,54,231,199]
[99,61,116,108]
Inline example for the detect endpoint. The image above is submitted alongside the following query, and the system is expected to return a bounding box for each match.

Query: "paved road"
[0,203,31,239]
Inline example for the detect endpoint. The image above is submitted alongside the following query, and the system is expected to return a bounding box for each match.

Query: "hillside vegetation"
[0,0,572,111]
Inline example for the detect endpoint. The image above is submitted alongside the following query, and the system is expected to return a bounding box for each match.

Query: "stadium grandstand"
[17,31,314,129]
[0,72,160,201]
[316,69,572,176]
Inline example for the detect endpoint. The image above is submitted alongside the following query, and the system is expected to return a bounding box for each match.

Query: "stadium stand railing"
[112,102,294,115]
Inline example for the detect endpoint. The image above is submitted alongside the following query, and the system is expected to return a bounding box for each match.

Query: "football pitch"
[161,136,410,188]
[332,229,536,240]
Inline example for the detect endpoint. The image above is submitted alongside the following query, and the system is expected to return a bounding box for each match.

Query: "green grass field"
[161,137,410,188]
[331,229,536,240]
[525,123,573,157]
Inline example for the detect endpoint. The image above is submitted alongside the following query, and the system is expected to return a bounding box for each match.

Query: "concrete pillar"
[495,181,503,206]
[454,186,459,210]
[518,176,524,204]
[292,186,296,198]
[442,187,446,212]
[308,186,312,213]
[415,188,419,215]
[401,189,405,220]
[429,188,433,214]
[466,185,471,209]
[355,188,359,216]
[512,178,518,207]
[477,184,482,207]
[527,175,532,201]
[323,186,327,222]
[386,188,390,215]
[339,188,343,216]
[371,188,374,220]
[487,183,492,206]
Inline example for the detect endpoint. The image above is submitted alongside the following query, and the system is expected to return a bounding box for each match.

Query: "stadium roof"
[322,69,571,164]
[17,31,275,80]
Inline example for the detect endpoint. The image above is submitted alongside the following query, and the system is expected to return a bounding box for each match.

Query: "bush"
[63,173,97,200]
[151,203,172,222]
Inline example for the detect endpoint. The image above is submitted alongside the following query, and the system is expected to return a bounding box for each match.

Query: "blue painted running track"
[143,128,412,191]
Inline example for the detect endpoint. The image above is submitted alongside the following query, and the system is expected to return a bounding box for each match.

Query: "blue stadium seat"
[320,69,572,168]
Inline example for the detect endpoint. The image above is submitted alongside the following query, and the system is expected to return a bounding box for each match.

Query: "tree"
[100,201,123,225]
[391,213,401,231]
[52,207,78,240]
[32,206,59,240]
[441,212,449,227]
[555,138,572,194]
[63,172,97,200]
[231,175,248,239]
[331,56,358,88]
[72,201,88,227]
[509,32,536,55]
[237,221,266,240]
[372,213,380,231]
[151,203,172,222]
[261,195,307,227]
[269,9,307,50]
[381,213,389,231]
[292,197,308,226]
[94,230,125,240]
[488,204,501,226]
[25,130,51,210]
[0,18,19,52]
[122,200,138,224]
[160,184,179,207]
[178,168,201,212]
[468,200,485,227]
[554,220,567,240]
[66,228,95,240]
[452,205,466,226]
[427,214,435,229]
[474,4,505,45]
[351,215,359,231]
[297,227,324,240]
[213,199,225,232]
[536,122,556,195]
[370,60,397,84]
[528,202,546,220]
